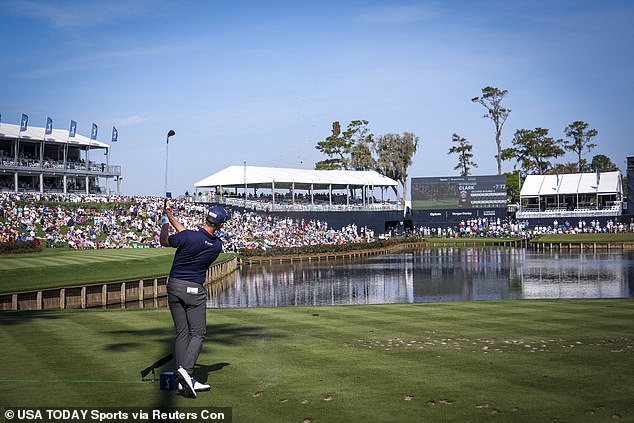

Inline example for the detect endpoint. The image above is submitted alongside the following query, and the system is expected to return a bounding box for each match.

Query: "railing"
[529,241,634,251]
[517,205,622,219]
[209,196,403,212]
[0,158,120,175]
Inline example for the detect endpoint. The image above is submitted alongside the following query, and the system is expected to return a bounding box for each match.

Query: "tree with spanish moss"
[448,133,478,176]
[346,120,376,171]
[374,132,419,207]
[472,86,511,175]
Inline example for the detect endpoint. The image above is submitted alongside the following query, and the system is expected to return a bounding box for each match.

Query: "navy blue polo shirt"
[168,228,223,284]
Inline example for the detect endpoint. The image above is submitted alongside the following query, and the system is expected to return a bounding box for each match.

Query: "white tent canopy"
[194,165,400,209]
[0,123,110,149]
[520,171,622,197]
[194,165,398,191]
[517,171,623,218]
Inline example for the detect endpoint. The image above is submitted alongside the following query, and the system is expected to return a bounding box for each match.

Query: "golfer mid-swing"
[160,205,227,398]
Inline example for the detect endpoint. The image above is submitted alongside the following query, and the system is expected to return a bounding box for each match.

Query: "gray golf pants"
[167,278,207,375]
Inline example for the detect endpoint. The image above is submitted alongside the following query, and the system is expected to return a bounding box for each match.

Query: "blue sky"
[1,0,632,197]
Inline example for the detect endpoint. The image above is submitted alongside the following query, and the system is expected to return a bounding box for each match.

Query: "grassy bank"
[426,233,634,244]
[424,237,521,243]
[0,300,632,422]
[0,248,234,294]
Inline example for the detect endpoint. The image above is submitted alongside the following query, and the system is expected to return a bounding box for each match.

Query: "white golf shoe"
[192,378,211,391]
[175,367,196,398]
[178,378,211,392]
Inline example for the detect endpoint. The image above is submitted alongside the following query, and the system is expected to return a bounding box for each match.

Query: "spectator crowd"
[416,215,633,239]
[0,193,371,251]
[1,192,632,251]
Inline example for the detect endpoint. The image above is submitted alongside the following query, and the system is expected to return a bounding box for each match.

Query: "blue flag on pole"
[69,120,77,137]
[91,123,98,140]
[20,114,28,131]
[46,117,53,135]
[111,126,118,143]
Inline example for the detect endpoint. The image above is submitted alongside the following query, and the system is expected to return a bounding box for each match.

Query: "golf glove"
[159,215,169,226]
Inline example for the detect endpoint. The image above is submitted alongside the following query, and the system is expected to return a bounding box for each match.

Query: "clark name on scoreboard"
[411,175,507,212]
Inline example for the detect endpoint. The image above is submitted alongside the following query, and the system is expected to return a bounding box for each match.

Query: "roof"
[194,165,399,190]
[0,123,109,149]
[520,171,622,197]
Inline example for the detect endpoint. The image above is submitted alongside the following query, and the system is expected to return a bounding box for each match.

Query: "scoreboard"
[411,175,507,210]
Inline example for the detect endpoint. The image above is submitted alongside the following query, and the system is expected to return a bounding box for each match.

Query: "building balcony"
[0,158,120,176]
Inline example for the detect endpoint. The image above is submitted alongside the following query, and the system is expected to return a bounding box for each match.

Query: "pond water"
[208,248,634,308]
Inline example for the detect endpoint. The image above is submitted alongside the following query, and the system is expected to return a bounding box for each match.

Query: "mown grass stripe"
[0,251,174,271]
[0,312,168,402]
[0,250,186,293]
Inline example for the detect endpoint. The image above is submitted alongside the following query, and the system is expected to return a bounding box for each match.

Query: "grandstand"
[192,165,405,233]
[193,165,401,211]
[0,122,121,195]
[516,171,623,219]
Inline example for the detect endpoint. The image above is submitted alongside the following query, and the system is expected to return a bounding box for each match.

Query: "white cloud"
[15,46,178,79]
[111,115,152,127]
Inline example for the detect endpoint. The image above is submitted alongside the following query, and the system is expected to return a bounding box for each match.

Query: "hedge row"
[237,236,424,257]
[0,240,43,255]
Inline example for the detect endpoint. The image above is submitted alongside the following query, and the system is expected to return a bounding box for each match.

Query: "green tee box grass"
[1,300,633,422]
[532,233,634,243]
[0,249,234,294]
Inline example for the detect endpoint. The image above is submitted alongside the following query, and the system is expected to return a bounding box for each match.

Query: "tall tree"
[505,170,521,204]
[501,128,564,175]
[346,120,375,170]
[472,86,511,175]
[589,154,619,172]
[315,121,350,170]
[315,120,374,170]
[563,120,598,172]
[550,162,580,174]
[448,133,478,176]
[374,132,419,207]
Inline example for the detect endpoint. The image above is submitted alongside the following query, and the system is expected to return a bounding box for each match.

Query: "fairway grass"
[0,249,174,293]
[0,249,234,294]
[1,299,633,422]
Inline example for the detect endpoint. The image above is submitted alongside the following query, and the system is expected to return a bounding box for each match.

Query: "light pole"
[164,130,175,197]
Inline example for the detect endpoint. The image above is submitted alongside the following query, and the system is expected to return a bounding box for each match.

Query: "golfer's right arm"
[159,210,186,247]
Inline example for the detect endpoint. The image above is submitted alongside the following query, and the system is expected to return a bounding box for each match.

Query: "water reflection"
[209,248,634,308]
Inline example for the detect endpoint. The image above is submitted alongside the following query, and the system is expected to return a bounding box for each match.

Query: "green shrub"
[0,240,43,255]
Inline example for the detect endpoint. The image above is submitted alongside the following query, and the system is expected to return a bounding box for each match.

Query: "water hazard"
[209,248,634,308]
